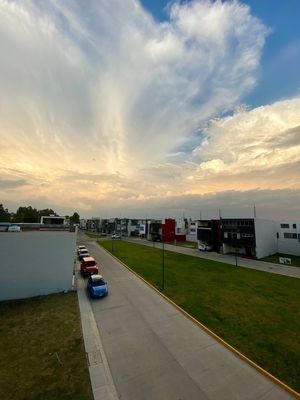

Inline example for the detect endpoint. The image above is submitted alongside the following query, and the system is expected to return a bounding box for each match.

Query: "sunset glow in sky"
[1,0,300,219]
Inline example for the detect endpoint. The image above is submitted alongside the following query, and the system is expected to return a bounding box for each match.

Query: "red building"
[162,219,186,242]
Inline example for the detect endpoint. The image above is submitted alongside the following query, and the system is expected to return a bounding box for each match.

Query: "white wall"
[0,230,76,301]
[277,221,300,256]
[255,219,277,259]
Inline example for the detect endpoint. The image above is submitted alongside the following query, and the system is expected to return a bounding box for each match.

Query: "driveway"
[79,233,296,400]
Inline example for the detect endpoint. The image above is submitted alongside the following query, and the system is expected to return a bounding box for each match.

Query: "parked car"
[80,256,98,276]
[198,242,213,251]
[77,245,87,254]
[87,275,108,298]
[111,234,121,239]
[7,225,21,232]
[78,249,90,260]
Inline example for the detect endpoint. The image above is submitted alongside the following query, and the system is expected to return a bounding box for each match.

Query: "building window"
[284,233,297,239]
[276,232,279,239]
[293,223,297,229]
[281,223,289,229]
[241,233,254,238]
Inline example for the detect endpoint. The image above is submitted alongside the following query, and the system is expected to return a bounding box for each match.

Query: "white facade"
[276,221,300,256]
[80,219,87,229]
[254,219,278,259]
[0,229,76,301]
[186,220,198,242]
[175,218,186,235]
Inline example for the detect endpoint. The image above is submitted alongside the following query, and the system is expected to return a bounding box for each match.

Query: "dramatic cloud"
[0,0,299,218]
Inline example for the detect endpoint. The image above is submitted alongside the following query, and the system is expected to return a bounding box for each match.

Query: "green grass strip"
[0,292,92,400]
[261,253,300,267]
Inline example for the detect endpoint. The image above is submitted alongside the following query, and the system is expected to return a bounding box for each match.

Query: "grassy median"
[261,253,300,267]
[101,240,300,393]
[0,292,92,400]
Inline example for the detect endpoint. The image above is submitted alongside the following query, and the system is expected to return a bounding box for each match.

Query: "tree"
[39,208,57,217]
[0,204,11,222]
[70,212,80,224]
[14,206,39,223]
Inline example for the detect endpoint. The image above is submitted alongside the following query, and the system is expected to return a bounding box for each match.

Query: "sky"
[0,0,299,220]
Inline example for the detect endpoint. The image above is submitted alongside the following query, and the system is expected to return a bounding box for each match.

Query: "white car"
[198,243,213,251]
[111,234,121,239]
[8,225,21,232]
[77,245,87,254]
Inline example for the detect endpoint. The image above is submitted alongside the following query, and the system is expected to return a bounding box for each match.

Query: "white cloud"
[2,0,298,218]
[194,97,300,175]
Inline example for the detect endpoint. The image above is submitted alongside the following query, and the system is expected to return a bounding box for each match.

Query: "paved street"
[124,237,300,279]
[78,232,296,400]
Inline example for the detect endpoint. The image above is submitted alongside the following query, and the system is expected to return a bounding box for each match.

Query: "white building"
[277,221,300,256]
[186,219,198,242]
[40,215,67,225]
[0,224,76,301]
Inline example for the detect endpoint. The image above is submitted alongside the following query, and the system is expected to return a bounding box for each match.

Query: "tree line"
[0,204,80,224]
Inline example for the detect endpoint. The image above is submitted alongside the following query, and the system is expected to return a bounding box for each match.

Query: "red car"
[80,256,98,276]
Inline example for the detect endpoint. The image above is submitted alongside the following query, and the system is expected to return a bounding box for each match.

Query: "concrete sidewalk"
[77,271,119,400]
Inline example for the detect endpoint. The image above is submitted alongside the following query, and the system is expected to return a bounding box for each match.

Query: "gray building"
[0,224,76,301]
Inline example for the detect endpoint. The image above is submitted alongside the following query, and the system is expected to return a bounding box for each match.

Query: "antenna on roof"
[219,209,222,219]
[254,204,257,218]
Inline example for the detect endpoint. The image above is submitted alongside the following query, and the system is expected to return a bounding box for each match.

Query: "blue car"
[87,275,108,298]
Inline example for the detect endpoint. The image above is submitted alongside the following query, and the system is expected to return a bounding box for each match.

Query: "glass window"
[92,279,106,287]
[293,224,296,229]
[281,224,289,229]
[283,233,297,239]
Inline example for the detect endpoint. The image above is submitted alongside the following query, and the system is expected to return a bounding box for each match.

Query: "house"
[277,221,300,256]
[197,219,222,253]
[40,215,67,225]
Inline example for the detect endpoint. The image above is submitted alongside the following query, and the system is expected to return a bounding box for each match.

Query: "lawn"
[261,253,300,267]
[100,240,300,393]
[0,292,92,400]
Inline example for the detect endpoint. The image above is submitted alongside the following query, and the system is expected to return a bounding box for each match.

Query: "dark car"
[87,275,108,298]
[78,249,89,261]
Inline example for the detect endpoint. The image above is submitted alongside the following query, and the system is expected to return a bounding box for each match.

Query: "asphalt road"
[79,232,295,400]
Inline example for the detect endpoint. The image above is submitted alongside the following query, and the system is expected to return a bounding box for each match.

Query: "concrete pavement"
[77,263,119,400]
[125,237,300,279]
[77,233,297,400]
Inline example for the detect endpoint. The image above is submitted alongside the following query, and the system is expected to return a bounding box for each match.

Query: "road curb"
[101,244,300,399]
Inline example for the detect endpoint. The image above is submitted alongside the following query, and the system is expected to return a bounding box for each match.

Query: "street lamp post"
[161,234,165,290]
[235,229,240,267]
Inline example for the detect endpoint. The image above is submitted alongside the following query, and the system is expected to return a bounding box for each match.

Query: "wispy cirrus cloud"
[1,0,299,218]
